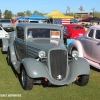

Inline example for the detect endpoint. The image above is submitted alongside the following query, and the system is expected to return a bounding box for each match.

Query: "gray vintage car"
[2,23,90,90]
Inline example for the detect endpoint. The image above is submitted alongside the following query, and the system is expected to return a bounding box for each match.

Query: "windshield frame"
[27,28,61,39]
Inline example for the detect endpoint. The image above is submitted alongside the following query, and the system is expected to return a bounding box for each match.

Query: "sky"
[0,0,100,14]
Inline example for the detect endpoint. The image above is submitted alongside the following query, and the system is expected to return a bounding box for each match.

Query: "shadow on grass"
[1,48,7,54]
[90,65,100,72]
[8,62,23,89]
[6,57,21,85]
[41,80,69,88]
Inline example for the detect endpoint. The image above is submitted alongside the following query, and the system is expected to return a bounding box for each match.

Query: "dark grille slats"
[50,50,67,80]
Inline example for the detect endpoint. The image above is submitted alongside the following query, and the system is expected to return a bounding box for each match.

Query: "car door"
[81,29,94,60]
[91,29,100,63]
[14,27,26,60]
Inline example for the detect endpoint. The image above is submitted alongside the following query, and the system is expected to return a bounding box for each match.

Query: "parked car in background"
[2,23,90,90]
[0,19,14,32]
[0,26,9,46]
[63,24,86,39]
[68,25,100,69]
[27,20,39,23]
[20,19,47,23]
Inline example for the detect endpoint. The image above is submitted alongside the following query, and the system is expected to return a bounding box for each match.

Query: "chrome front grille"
[50,50,67,80]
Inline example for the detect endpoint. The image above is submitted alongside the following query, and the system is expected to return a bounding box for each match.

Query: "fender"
[8,44,50,79]
[22,58,50,79]
[8,43,17,61]
[67,57,90,82]
[2,38,9,52]
[68,40,84,57]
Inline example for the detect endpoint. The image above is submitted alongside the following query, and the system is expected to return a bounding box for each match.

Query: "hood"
[27,39,66,51]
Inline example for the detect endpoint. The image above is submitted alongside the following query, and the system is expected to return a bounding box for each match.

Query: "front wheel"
[20,67,34,90]
[75,75,89,86]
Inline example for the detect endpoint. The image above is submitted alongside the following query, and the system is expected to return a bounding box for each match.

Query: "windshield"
[0,19,11,23]
[27,28,61,39]
[0,27,2,30]
[30,21,39,23]
[72,25,83,29]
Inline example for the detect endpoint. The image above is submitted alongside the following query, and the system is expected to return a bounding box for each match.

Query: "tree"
[4,10,12,19]
[25,10,32,16]
[33,10,39,14]
[17,12,25,16]
[33,10,44,15]
[94,11,100,18]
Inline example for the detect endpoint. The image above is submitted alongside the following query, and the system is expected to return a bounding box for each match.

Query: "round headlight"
[38,51,46,58]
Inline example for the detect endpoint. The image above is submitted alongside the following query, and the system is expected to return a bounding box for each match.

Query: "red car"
[63,24,86,39]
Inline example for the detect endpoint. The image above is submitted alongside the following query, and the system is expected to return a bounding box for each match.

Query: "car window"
[88,29,94,38]
[16,27,24,40]
[63,26,68,33]
[0,27,2,30]
[27,28,61,39]
[30,21,39,23]
[61,26,67,34]
[95,30,100,39]
[72,25,83,29]
[0,19,11,23]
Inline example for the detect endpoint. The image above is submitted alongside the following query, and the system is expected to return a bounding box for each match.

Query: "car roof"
[16,23,63,30]
[90,25,100,29]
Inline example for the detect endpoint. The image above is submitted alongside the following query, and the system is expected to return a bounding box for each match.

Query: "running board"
[85,58,100,69]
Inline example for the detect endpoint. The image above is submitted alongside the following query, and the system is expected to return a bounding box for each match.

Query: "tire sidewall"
[20,67,34,90]
[7,49,11,66]
[75,75,89,86]
[20,68,27,89]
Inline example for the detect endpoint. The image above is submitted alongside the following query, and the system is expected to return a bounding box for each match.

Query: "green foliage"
[33,10,45,15]
[17,12,25,16]
[4,10,12,19]
[94,11,100,17]
[24,10,32,16]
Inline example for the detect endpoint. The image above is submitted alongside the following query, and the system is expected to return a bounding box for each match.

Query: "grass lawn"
[0,50,100,100]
